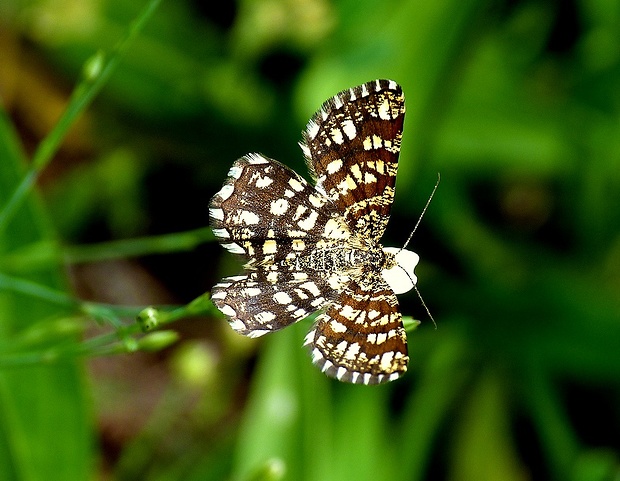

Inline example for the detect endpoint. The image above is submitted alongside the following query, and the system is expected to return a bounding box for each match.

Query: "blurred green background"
[1,0,619,480]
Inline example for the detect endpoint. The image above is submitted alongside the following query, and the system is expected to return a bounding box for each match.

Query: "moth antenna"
[395,263,436,328]
[414,285,436,329]
[396,173,440,326]
[400,172,440,253]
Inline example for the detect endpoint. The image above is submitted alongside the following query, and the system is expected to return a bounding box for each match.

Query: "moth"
[209,79,421,384]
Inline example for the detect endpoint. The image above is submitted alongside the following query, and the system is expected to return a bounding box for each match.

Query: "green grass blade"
[0,108,92,480]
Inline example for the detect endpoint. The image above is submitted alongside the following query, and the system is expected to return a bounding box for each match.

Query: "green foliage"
[1,0,619,480]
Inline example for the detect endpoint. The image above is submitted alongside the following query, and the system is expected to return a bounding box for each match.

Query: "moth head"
[381,247,419,295]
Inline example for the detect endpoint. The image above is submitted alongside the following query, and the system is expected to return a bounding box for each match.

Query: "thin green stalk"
[64,227,214,264]
[0,271,79,309]
[0,330,139,368]
[0,227,215,272]
[0,271,146,320]
[0,269,215,367]
[0,306,182,368]
[0,0,163,235]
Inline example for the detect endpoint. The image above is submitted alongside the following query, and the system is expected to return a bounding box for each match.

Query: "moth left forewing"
[209,153,335,259]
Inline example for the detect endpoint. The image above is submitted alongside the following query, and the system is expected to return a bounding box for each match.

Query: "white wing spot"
[255,176,273,188]
[270,198,289,215]
[246,153,269,164]
[289,178,305,192]
[377,99,391,120]
[298,210,319,230]
[342,119,356,139]
[292,239,306,251]
[294,288,309,300]
[217,184,234,201]
[211,228,229,239]
[310,296,325,308]
[380,351,395,371]
[326,158,343,174]
[211,291,226,300]
[364,172,377,183]
[363,136,373,150]
[341,304,359,320]
[299,142,311,159]
[273,291,292,305]
[226,275,246,282]
[300,281,321,296]
[323,218,350,240]
[209,208,224,221]
[308,193,327,208]
[336,175,357,195]
[344,342,360,359]
[329,320,347,333]
[229,319,246,331]
[335,340,348,355]
[256,311,276,323]
[306,119,320,139]
[330,128,344,145]
[293,204,308,220]
[372,134,383,149]
[222,243,244,254]
[220,304,236,317]
[228,166,243,179]
[262,240,277,254]
[247,329,270,338]
[350,163,362,180]
[238,210,260,224]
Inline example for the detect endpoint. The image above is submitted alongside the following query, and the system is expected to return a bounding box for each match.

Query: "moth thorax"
[381,247,420,295]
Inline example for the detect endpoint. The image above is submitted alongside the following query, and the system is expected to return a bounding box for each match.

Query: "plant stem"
[0,0,164,235]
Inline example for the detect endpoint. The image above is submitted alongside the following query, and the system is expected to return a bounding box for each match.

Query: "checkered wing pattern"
[211,271,340,337]
[301,79,405,242]
[210,79,414,385]
[304,273,408,384]
[209,153,343,261]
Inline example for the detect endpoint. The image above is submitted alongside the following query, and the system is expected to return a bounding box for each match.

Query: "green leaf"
[0,109,92,480]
